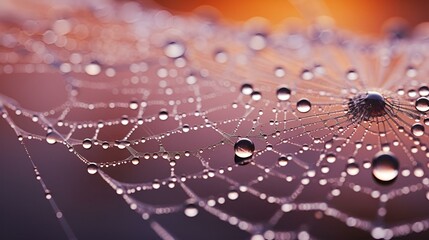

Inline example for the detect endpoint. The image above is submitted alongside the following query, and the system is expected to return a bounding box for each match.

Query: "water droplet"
[411,123,425,137]
[85,62,101,76]
[164,41,185,59]
[121,116,129,125]
[185,74,197,85]
[249,33,267,51]
[87,163,98,174]
[240,83,253,95]
[227,190,239,200]
[326,153,336,163]
[251,91,262,101]
[372,152,399,183]
[131,157,140,165]
[159,110,169,121]
[346,69,359,81]
[152,180,161,189]
[214,50,228,63]
[184,204,198,217]
[419,86,429,97]
[182,124,190,133]
[415,97,429,112]
[276,87,291,101]
[46,132,60,145]
[82,138,92,149]
[300,69,314,80]
[278,155,289,166]
[297,99,311,113]
[129,101,139,110]
[234,138,255,159]
[274,66,286,77]
[346,163,360,176]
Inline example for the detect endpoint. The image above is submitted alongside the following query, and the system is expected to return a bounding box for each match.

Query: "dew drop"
[251,91,262,101]
[184,204,198,217]
[129,101,139,110]
[159,110,169,121]
[87,163,98,174]
[297,99,311,113]
[278,155,289,166]
[346,163,360,176]
[415,97,429,112]
[418,86,429,97]
[84,62,101,76]
[300,69,314,80]
[346,69,359,81]
[234,138,255,158]
[131,157,140,165]
[274,66,286,78]
[248,33,267,51]
[276,87,291,101]
[46,132,60,145]
[182,124,190,133]
[372,152,399,183]
[227,190,239,200]
[164,41,185,59]
[411,123,425,137]
[240,83,253,95]
[82,138,92,149]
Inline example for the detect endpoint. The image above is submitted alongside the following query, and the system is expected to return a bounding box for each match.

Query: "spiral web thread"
[1,0,429,239]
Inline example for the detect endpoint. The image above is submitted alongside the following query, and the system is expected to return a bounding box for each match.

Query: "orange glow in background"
[154,0,429,36]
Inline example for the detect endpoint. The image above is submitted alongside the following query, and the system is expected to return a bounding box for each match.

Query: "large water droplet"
[248,33,267,51]
[276,87,291,101]
[297,99,311,113]
[87,163,98,174]
[164,41,185,59]
[415,97,429,112]
[234,138,255,158]
[372,152,399,183]
[411,123,425,137]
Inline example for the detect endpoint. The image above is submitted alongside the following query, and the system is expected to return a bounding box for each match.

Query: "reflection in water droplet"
[415,97,429,112]
[184,204,198,217]
[411,123,425,137]
[82,138,92,149]
[164,41,185,59]
[234,138,255,158]
[276,87,291,101]
[372,152,399,183]
[297,99,311,113]
[241,83,253,95]
[159,110,169,121]
[346,163,360,175]
[87,163,98,174]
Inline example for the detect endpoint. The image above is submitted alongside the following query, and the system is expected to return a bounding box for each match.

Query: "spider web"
[1,0,429,239]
